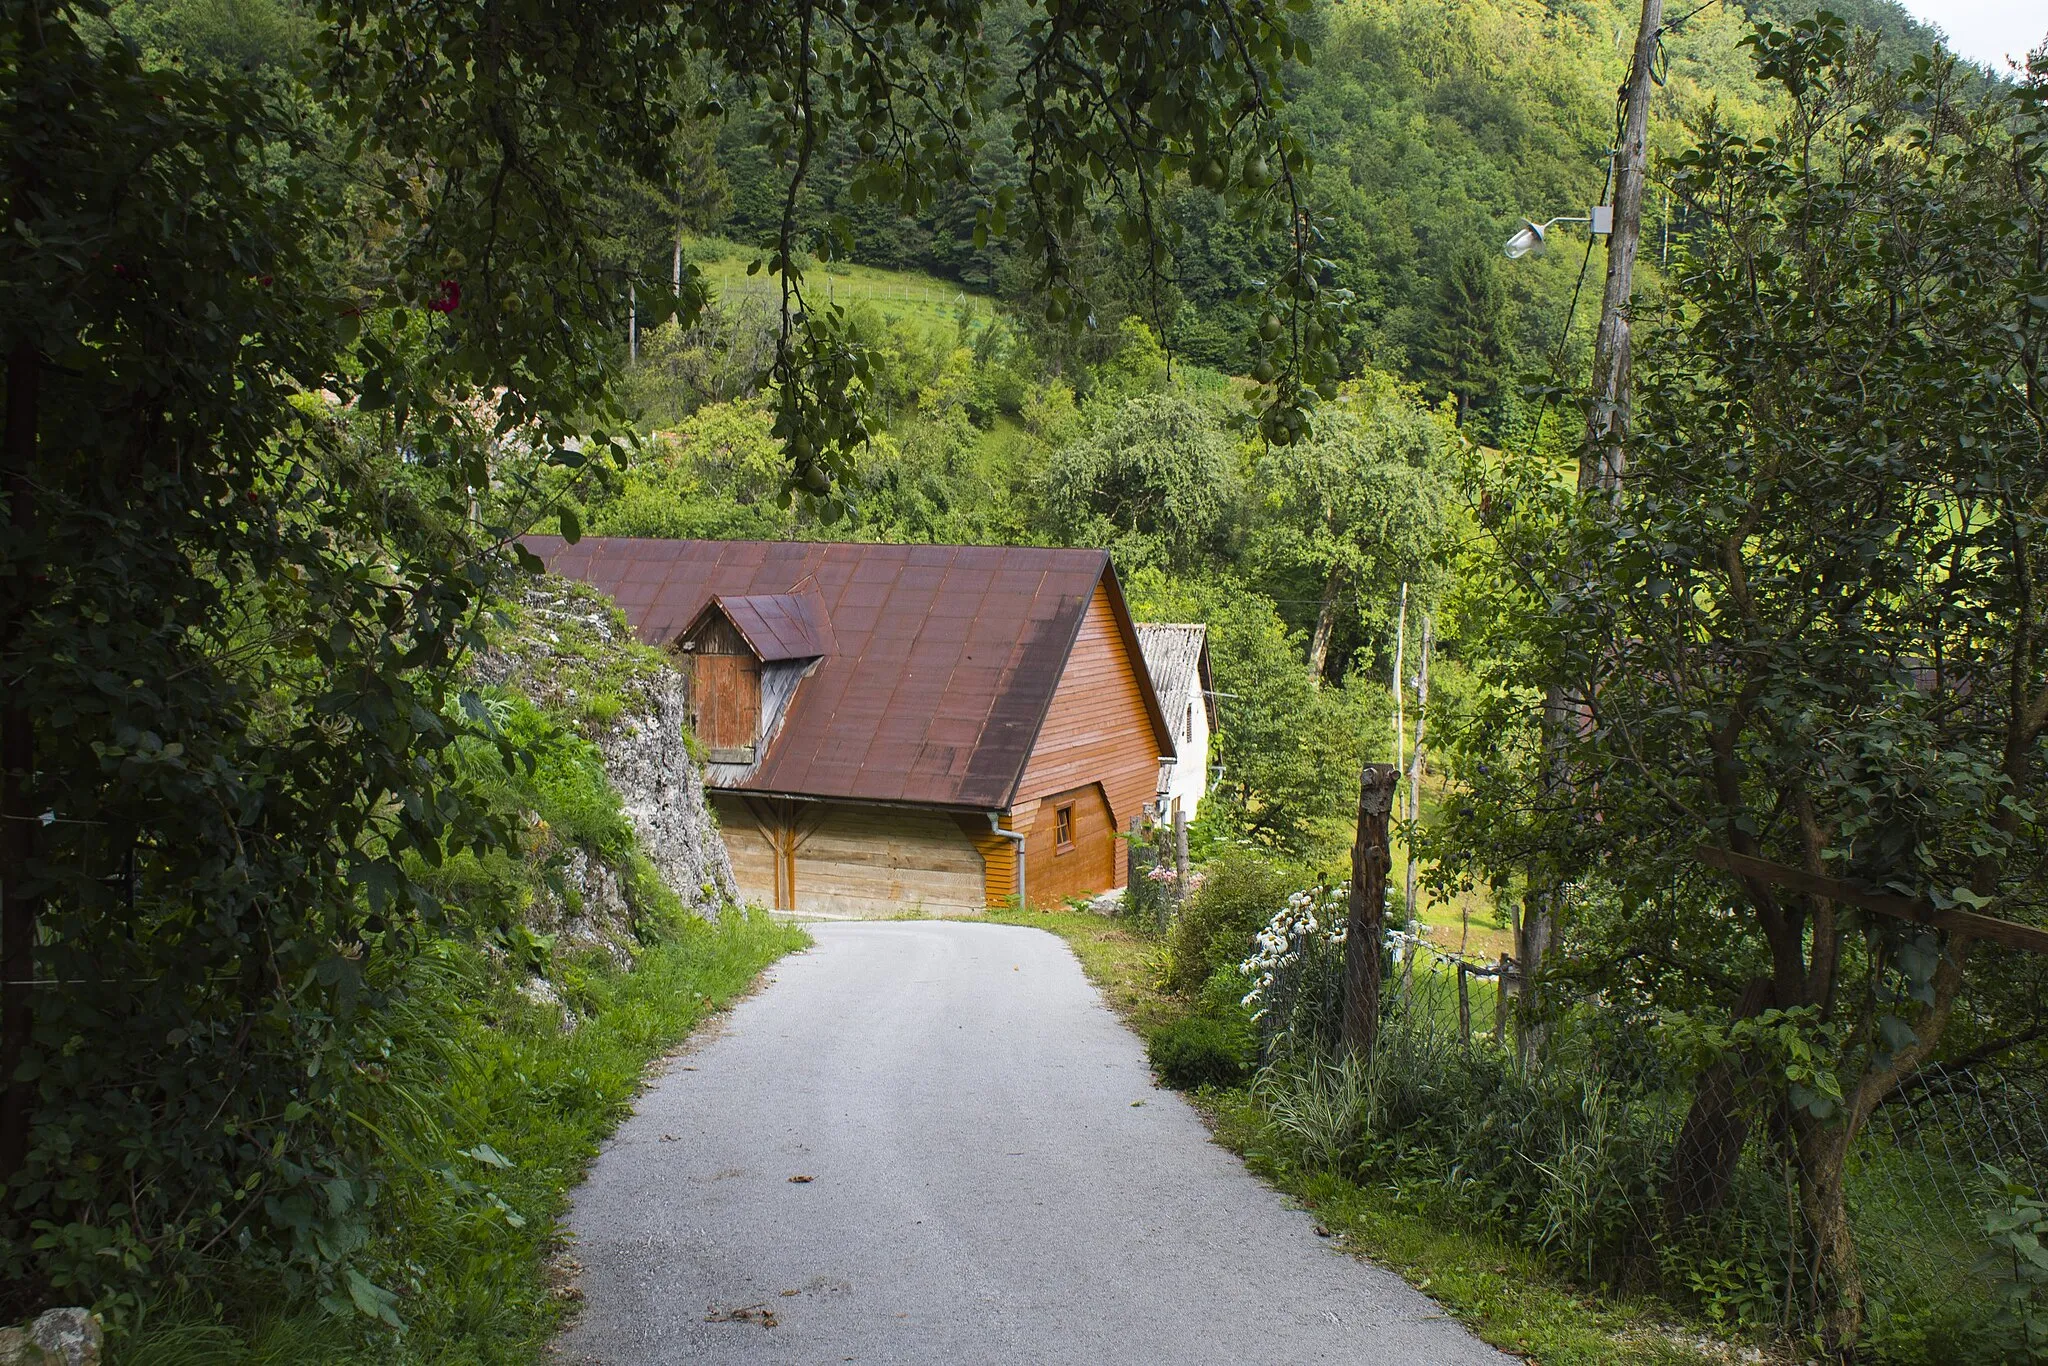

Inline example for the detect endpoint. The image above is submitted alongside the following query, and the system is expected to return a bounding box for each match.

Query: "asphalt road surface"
[556,920,1509,1365]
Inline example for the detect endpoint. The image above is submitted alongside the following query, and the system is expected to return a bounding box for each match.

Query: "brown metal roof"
[706,589,832,661]
[526,537,1173,810]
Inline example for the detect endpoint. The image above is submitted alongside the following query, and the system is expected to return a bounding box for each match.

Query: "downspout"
[988,812,1026,911]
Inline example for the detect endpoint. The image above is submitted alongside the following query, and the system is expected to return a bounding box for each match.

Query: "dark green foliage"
[1038,392,1235,574]
[1164,854,1296,997]
[1147,1014,1254,1091]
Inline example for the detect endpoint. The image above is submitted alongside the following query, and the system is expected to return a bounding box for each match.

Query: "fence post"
[1457,962,1471,1044]
[1492,955,1511,1045]
[1127,813,1143,916]
[1172,805,1189,912]
[1342,764,1401,1060]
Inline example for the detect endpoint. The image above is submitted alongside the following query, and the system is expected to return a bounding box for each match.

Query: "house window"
[1054,803,1075,852]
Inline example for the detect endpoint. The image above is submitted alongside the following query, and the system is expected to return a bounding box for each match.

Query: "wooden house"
[1136,624,1215,822]
[529,537,1176,917]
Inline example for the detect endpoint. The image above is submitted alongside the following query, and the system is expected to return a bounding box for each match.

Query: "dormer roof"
[687,587,833,661]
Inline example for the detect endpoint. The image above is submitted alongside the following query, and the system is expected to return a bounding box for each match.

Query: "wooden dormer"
[678,608,762,764]
[675,589,831,767]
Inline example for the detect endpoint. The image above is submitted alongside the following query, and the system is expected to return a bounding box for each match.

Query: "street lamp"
[1503,206,1613,260]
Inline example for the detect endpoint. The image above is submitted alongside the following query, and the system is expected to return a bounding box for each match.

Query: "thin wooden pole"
[1458,963,1471,1044]
[1342,765,1400,1060]
[1404,613,1433,935]
[1493,955,1511,1046]
[1172,804,1189,926]
[1390,584,1408,794]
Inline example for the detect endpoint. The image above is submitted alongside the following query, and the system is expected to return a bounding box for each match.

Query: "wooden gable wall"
[1009,581,1167,902]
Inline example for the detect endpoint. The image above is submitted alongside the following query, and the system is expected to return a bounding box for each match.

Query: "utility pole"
[1522,0,1662,1053]
[1585,0,1662,494]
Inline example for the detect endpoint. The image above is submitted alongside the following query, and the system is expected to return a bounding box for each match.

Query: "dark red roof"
[526,537,1172,810]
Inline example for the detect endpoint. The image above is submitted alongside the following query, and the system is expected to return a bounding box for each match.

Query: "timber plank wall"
[1010,583,1163,907]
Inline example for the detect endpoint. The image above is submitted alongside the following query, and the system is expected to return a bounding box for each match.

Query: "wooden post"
[1585,0,1664,492]
[1342,765,1400,1060]
[1457,962,1471,1044]
[1172,804,1189,917]
[1127,813,1144,920]
[1525,0,1663,1053]
[1493,955,1511,1046]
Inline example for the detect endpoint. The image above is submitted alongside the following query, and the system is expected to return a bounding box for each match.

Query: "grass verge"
[991,904,1740,1366]
[116,910,808,1366]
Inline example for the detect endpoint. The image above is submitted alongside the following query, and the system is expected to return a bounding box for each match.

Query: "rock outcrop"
[0,1309,101,1366]
[471,576,737,937]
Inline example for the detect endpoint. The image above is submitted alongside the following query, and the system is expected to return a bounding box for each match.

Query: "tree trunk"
[1794,1115,1863,1355]
[1307,564,1342,687]
[1,341,39,1182]
[628,281,638,363]
[1342,765,1400,1059]
[1663,977,1773,1227]
[673,216,686,298]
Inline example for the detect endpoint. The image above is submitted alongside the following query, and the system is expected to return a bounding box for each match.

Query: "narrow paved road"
[557,921,1508,1364]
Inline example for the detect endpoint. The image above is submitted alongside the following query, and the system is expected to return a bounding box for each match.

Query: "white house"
[1136,623,1215,822]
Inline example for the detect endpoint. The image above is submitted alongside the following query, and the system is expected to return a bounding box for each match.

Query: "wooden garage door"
[1025,783,1115,909]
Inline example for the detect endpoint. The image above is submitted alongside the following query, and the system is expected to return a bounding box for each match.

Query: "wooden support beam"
[1693,845,2048,956]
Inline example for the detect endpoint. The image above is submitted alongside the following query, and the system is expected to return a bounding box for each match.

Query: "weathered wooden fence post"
[1127,813,1144,917]
[1342,764,1401,1060]
[1172,805,1189,912]
[1457,962,1471,1044]
[1492,955,1511,1045]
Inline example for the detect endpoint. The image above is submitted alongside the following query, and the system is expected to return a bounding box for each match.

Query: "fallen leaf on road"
[660,1135,680,1143]
[1130,1100,1145,1107]
[779,1289,800,1297]
[788,1174,814,1183]
[705,1303,778,1328]
[1313,1224,1331,1237]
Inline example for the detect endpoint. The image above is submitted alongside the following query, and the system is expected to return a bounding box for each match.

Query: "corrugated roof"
[527,537,1174,810]
[1137,623,1215,729]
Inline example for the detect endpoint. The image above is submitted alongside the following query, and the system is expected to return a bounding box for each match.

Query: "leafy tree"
[1038,393,1238,572]
[1,0,1335,1320]
[1127,570,1380,859]
[1448,22,2048,1350]
[1249,371,1456,683]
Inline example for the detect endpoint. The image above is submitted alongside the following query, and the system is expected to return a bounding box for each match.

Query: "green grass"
[114,910,809,1365]
[996,903,1751,1366]
[1211,1104,1736,1366]
[685,236,991,332]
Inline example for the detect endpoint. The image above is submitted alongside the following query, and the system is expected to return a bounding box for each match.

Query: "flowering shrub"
[1240,885,1353,1054]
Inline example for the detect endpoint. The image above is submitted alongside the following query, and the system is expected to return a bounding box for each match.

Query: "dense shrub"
[1163,853,1297,996]
[1147,1015,1255,1090]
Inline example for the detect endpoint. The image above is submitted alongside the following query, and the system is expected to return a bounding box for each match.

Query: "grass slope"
[120,912,807,1365]
[685,237,992,332]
